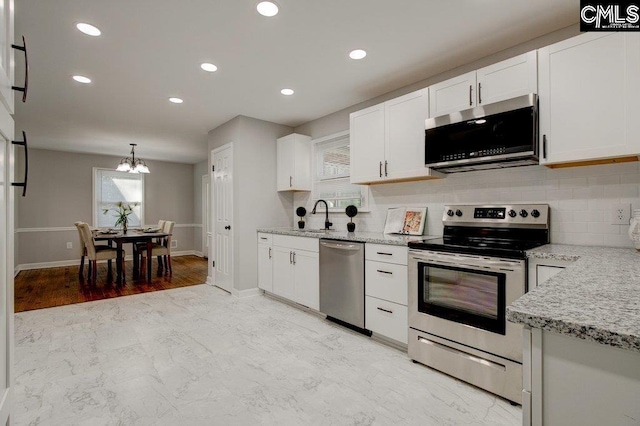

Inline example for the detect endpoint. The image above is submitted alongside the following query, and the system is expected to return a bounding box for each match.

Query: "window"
[93,168,144,228]
[312,132,368,212]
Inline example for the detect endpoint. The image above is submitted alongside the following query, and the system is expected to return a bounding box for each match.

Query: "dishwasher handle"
[320,240,362,251]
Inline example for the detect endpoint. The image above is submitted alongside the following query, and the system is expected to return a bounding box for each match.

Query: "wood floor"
[14,255,209,313]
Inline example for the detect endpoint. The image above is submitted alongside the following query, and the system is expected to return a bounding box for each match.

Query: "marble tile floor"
[14,284,521,425]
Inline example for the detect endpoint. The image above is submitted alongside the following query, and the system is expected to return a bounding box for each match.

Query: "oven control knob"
[508,209,517,218]
[519,209,529,218]
[447,209,454,217]
[455,209,463,217]
[531,209,540,218]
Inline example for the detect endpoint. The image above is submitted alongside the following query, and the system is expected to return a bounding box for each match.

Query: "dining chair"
[78,222,123,284]
[140,220,175,277]
[135,219,166,271]
[74,221,88,280]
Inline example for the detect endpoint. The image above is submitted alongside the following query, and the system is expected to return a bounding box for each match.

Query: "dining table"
[94,229,171,284]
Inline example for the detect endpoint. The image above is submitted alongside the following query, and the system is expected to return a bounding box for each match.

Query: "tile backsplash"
[293,161,640,248]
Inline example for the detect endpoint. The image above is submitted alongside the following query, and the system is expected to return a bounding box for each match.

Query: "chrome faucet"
[311,199,333,230]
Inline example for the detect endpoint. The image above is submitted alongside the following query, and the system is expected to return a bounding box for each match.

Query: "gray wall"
[193,160,208,254]
[16,148,197,266]
[208,115,293,291]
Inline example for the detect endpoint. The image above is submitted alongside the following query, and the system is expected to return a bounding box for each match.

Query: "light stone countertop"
[507,243,640,353]
[256,227,439,246]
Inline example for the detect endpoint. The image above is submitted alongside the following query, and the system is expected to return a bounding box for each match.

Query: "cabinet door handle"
[379,161,382,178]
[292,251,296,265]
[289,251,293,264]
[542,135,547,160]
[377,307,393,314]
[384,160,388,177]
[478,82,482,104]
[377,269,393,275]
[12,36,28,103]
[11,131,28,197]
[260,237,268,240]
[469,84,473,106]
[289,176,292,187]
[268,247,271,259]
[376,252,392,256]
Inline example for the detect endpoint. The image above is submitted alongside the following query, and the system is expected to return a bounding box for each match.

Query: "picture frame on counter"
[384,207,427,235]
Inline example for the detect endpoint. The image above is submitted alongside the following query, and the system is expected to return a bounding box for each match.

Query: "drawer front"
[273,234,319,252]
[257,233,272,245]
[365,296,408,344]
[365,261,407,305]
[365,244,408,265]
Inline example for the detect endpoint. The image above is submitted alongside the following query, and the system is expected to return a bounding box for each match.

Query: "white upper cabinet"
[0,0,14,114]
[429,71,477,118]
[538,33,640,166]
[476,51,537,106]
[429,52,537,118]
[350,104,385,184]
[350,88,442,184]
[277,133,311,191]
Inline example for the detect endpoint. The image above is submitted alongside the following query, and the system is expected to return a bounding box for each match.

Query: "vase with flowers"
[103,201,138,234]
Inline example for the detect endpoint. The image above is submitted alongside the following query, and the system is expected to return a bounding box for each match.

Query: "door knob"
[224,225,231,230]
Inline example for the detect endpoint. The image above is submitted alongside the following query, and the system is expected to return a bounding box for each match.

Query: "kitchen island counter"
[507,243,640,352]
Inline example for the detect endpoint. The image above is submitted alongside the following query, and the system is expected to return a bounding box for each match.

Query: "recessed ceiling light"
[169,97,184,104]
[76,23,101,37]
[201,63,218,72]
[280,88,294,96]
[72,75,92,84]
[349,49,367,60]
[257,1,279,17]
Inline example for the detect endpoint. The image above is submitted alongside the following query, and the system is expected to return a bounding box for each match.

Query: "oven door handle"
[410,253,522,271]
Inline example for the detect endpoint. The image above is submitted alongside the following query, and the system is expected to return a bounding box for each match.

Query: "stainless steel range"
[407,204,549,404]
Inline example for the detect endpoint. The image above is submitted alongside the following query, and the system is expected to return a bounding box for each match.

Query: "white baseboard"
[231,287,262,299]
[193,251,203,257]
[206,275,214,286]
[15,250,200,273]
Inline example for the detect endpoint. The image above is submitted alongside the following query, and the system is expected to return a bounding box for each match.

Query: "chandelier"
[116,143,150,174]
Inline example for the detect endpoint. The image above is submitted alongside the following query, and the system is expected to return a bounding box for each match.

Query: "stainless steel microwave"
[424,94,538,173]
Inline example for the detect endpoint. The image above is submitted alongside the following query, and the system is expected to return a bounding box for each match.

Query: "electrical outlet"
[171,240,177,248]
[611,203,631,225]
[66,242,73,249]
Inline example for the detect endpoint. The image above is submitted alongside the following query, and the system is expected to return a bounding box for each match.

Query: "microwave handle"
[542,135,547,159]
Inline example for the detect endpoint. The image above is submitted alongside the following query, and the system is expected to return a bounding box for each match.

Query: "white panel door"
[0,92,13,425]
[213,144,233,293]
[293,249,319,310]
[476,51,537,106]
[201,174,209,257]
[384,88,429,181]
[272,246,294,300]
[428,71,476,117]
[0,0,13,114]
[257,243,272,292]
[349,104,385,184]
[539,33,640,164]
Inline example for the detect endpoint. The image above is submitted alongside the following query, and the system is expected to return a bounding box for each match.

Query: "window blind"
[94,169,144,228]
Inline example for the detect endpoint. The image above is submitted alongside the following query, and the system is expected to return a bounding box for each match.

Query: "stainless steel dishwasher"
[319,239,367,331]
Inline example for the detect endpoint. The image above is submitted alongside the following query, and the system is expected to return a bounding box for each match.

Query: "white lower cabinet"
[527,257,574,290]
[364,244,409,345]
[257,233,273,292]
[365,296,408,344]
[271,235,319,310]
[523,327,640,426]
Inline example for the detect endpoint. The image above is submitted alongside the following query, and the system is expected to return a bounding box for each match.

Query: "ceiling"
[15,0,577,164]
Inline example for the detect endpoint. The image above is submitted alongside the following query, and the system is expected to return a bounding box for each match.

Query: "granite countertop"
[507,243,640,353]
[256,227,439,246]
